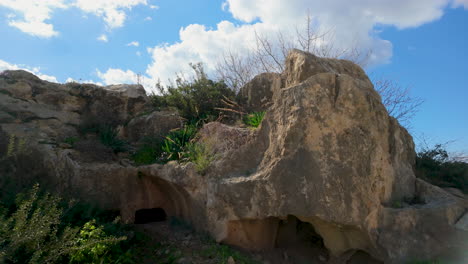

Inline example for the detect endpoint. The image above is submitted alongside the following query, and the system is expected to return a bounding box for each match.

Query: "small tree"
[373,78,424,128]
[215,13,422,127]
[151,63,236,123]
[215,12,371,91]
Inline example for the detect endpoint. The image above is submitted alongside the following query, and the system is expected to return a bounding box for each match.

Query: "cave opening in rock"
[134,208,167,224]
[274,215,329,263]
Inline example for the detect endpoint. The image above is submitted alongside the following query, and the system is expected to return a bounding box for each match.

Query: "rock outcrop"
[1,50,466,263]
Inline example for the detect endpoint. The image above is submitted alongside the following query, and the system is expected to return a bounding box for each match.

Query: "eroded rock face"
[238,72,283,112]
[195,50,466,263]
[1,51,466,264]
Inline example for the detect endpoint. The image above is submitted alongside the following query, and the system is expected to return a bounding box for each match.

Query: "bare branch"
[215,12,422,127]
[373,77,424,127]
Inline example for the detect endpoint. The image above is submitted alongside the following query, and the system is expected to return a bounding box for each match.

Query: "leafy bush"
[98,126,127,153]
[69,219,127,264]
[6,134,25,158]
[415,144,468,193]
[243,111,266,128]
[0,184,127,264]
[183,142,215,174]
[201,243,260,264]
[63,137,79,147]
[131,137,164,165]
[161,124,198,161]
[0,185,137,264]
[150,63,236,123]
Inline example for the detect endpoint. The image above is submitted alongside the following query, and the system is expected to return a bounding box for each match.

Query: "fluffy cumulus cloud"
[97,68,153,90]
[97,34,108,42]
[127,41,140,47]
[0,0,68,37]
[0,0,148,37]
[73,0,147,29]
[141,0,459,90]
[0,59,58,82]
[65,77,102,85]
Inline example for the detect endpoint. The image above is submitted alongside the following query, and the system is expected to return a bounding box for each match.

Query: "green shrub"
[161,124,198,161]
[6,134,25,157]
[150,63,236,123]
[69,219,126,264]
[0,184,134,264]
[64,137,79,147]
[415,144,468,193]
[200,243,260,264]
[98,126,127,153]
[131,137,164,165]
[183,142,215,174]
[243,111,265,128]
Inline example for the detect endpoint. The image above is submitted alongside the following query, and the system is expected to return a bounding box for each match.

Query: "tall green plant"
[244,111,265,128]
[161,124,198,161]
[98,126,127,153]
[183,142,215,174]
[150,63,236,123]
[0,185,128,264]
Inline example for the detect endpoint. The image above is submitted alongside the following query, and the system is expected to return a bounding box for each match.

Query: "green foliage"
[0,184,77,263]
[98,126,127,153]
[152,243,182,264]
[69,219,126,264]
[161,124,198,161]
[200,243,260,264]
[150,63,236,122]
[6,134,25,157]
[0,184,135,264]
[415,144,468,193]
[63,137,79,147]
[391,200,403,208]
[183,142,214,174]
[243,111,265,128]
[131,137,164,165]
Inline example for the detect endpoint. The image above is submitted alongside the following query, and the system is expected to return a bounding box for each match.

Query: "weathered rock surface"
[1,51,466,264]
[238,72,282,112]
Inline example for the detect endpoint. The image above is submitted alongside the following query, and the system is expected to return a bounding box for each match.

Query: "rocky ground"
[132,219,332,264]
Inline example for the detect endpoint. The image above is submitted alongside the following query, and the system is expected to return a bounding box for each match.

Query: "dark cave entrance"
[134,208,167,224]
[274,215,329,263]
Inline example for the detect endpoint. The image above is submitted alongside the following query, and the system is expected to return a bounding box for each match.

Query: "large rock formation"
[1,50,466,263]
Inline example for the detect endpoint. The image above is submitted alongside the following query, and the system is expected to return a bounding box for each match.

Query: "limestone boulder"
[1,51,466,264]
[238,72,282,112]
[192,50,466,263]
[124,111,183,142]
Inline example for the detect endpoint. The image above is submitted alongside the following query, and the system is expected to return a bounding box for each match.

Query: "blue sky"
[0,0,467,153]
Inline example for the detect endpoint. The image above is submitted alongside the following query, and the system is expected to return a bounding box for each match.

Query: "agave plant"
[243,111,266,128]
[161,124,198,161]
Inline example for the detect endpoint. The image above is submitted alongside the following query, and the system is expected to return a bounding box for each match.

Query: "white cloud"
[65,77,102,85]
[144,16,152,21]
[73,0,148,29]
[143,0,457,87]
[136,51,142,56]
[0,59,58,82]
[0,0,148,36]
[97,34,108,42]
[127,41,140,47]
[453,0,468,8]
[149,4,158,9]
[0,0,68,38]
[97,68,154,91]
